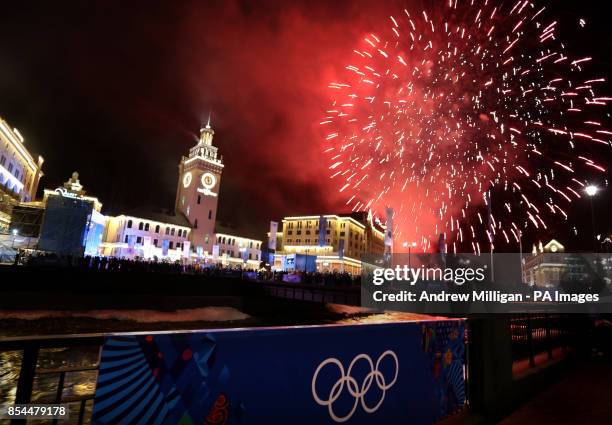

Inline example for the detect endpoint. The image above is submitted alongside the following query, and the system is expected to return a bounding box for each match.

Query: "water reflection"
[1,346,100,424]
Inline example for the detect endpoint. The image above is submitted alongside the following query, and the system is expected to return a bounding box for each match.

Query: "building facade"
[523,240,566,287]
[100,214,191,262]
[175,120,223,255]
[273,212,385,274]
[0,117,44,232]
[2,118,261,268]
[98,121,261,267]
[215,232,262,266]
[0,117,44,203]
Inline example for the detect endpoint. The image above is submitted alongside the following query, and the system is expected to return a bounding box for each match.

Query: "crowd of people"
[13,251,360,287]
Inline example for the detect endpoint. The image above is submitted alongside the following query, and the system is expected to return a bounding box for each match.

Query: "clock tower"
[175,118,223,255]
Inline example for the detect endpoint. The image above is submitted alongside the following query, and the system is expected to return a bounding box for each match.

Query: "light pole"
[403,241,417,269]
[584,185,599,252]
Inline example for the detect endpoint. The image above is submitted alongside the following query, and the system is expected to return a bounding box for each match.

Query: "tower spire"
[198,111,215,146]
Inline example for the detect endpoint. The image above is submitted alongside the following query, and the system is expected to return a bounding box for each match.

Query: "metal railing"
[510,314,574,371]
[255,280,360,305]
[0,335,104,425]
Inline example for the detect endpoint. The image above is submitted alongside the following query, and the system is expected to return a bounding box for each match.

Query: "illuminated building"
[273,212,385,274]
[173,119,261,267]
[100,213,191,261]
[2,115,261,266]
[175,117,222,255]
[0,116,44,231]
[523,240,565,287]
[214,229,262,266]
[97,119,261,267]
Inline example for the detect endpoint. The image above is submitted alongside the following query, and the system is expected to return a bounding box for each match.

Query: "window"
[0,155,5,166]
[155,225,160,233]
[145,223,150,231]
[249,253,252,260]
[138,222,144,231]
[340,232,346,237]
[137,236,142,244]
[306,230,311,235]
[287,230,293,235]
[124,235,129,243]
[194,219,198,229]
[127,220,133,228]
[165,227,169,235]
[208,210,212,220]
[177,229,182,237]
[169,241,174,249]
[297,230,302,235]
[154,239,158,247]
[222,237,226,244]
[197,195,201,204]
[171,228,175,236]
[7,163,13,172]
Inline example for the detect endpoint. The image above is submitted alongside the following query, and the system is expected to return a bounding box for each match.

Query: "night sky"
[1,0,610,249]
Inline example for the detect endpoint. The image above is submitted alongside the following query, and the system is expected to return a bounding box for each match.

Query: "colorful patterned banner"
[92,320,465,424]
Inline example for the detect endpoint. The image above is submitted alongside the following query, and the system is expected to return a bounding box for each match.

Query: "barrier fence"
[509,314,577,373]
[1,320,465,425]
[0,314,587,424]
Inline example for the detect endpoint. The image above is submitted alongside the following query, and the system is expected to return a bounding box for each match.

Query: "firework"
[322,0,610,253]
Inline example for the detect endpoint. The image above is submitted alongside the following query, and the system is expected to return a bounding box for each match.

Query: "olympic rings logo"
[311,350,399,423]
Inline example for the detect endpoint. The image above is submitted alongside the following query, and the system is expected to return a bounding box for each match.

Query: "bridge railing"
[0,335,104,425]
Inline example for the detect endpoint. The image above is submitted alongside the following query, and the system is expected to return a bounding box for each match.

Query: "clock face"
[201,172,216,189]
[183,172,192,188]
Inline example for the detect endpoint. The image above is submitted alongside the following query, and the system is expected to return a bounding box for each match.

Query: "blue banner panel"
[92,320,465,425]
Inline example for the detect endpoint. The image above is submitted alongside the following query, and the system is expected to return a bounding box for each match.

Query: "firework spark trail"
[322,0,610,253]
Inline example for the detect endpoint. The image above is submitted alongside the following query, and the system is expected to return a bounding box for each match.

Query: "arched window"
[138,222,144,231]
[155,225,160,233]
[127,220,132,228]
[144,223,150,231]
[171,228,175,236]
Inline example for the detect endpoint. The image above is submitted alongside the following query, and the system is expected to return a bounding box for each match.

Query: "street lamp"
[403,241,417,268]
[585,185,599,197]
[584,185,599,252]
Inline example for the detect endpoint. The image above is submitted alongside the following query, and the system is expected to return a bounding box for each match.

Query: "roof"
[118,207,192,228]
[215,222,263,242]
